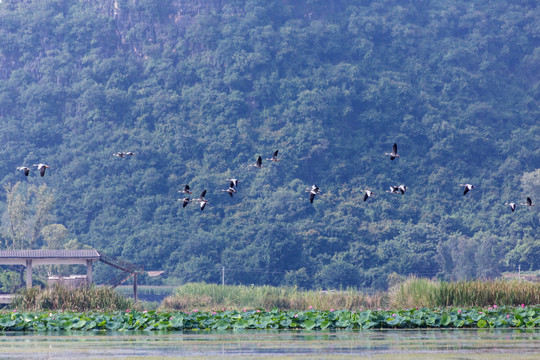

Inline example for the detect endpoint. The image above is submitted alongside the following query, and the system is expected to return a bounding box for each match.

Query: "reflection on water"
[1,329,539,359]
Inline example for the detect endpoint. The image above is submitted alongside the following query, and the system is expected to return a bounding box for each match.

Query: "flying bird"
[113,152,125,158]
[363,190,373,202]
[226,179,238,188]
[386,186,401,194]
[180,198,191,208]
[194,190,208,211]
[398,185,407,195]
[17,167,30,176]
[178,184,193,194]
[248,156,262,168]
[505,202,518,212]
[125,152,135,156]
[459,184,475,195]
[385,143,399,160]
[521,197,534,207]
[221,182,237,198]
[306,185,321,203]
[266,150,280,162]
[33,163,50,177]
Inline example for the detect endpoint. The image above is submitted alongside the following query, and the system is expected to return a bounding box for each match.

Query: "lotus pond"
[1,306,539,331]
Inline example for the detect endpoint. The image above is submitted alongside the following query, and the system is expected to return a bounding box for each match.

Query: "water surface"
[1,329,539,359]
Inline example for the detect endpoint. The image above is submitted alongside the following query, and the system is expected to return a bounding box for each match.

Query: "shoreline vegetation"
[5,277,540,312]
[1,278,539,331]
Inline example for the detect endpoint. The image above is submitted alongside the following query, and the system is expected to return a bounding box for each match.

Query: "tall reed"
[436,279,540,307]
[160,283,386,311]
[11,285,133,311]
[389,276,540,308]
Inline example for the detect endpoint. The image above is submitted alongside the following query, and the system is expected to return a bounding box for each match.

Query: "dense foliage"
[0,0,538,289]
[1,306,539,331]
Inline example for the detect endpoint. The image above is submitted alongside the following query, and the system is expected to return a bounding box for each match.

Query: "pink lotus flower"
[243,309,247,312]
[521,304,525,308]
[506,315,510,319]
[256,310,261,313]
[392,314,396,317]
[458,310,461,314]
[493,305,498,309]
[170,317,174,320]
[126,309,130,313]
[330,309,335,312]
[352,311,356,314]
[193,309,198,312]
[294,314,298,318]
[308,306,313,310]
[211,312,217,315]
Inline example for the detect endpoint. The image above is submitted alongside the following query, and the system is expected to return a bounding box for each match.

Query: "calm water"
[1,329,539,359]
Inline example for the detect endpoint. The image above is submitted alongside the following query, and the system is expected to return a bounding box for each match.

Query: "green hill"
[0,0,538,289]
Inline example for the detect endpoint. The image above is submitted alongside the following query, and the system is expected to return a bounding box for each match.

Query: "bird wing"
[200,202,206,210]
[309,192,315,203]
[463,188,469,195]
[393,143,398,154]
[200,190,207,198]
[256,156,262,166]
[229,181,235,188]
[363,193,368,202]
[185,184,190,192]
[527,197,532,206]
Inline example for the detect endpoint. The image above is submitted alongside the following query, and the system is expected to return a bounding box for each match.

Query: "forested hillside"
[0,0,538,290]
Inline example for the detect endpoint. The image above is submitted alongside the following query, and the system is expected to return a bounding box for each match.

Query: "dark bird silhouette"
[248,156,262,168]
[521,197,534,207]
[459,184,475,195]
[113,152,125,158]
[178,184,193,194]
[505,202,518,212]
[306,185,321,203]
[266,150,280,162]
[363,190,373,202]
[33,163,50,177]
[17,167,30,176]
[385,143,399,160]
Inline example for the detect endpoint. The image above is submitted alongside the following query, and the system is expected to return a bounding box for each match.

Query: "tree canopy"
[0,0,538,289]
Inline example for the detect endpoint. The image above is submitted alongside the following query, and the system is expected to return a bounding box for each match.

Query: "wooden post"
[133,273,138,302]
[86,259,93,286]
[25,259,32,288]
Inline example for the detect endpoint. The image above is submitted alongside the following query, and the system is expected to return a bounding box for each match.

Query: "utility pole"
[222,266,225,286]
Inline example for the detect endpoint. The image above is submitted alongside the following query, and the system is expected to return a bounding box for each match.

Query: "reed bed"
[11,285,133,312]
[160,283,387,311]
[389,276,540,308]
[436,279,540,307]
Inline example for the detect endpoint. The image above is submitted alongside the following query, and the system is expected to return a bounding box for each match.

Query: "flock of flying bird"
[15,144,534,213]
